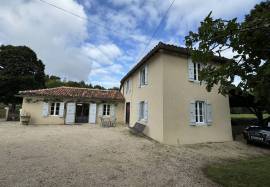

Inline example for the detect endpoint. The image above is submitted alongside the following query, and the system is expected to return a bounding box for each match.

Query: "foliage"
[45,75,119,90]
[185,1,270,124]
[0,45,45,106]
[205,157,270,187]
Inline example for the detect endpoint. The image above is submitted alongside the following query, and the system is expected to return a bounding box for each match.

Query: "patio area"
[0,122,269,187]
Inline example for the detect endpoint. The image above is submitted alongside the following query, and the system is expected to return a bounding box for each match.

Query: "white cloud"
[165,0,260,36]
[0,0,92,81]
[0,0,262,88]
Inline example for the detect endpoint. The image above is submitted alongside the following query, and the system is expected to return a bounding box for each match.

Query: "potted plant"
[20,110,31,125]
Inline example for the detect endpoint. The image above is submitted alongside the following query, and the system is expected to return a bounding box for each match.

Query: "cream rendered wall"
[22,97,64,125]
[22,97,125,125]
[96,102,125,124]
[123,54,164,142]
[162,53,233,144]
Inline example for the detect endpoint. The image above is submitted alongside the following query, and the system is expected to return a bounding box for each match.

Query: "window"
[103,104,110,116]
[139,65,148,87]
[139,101,145,120]
[193,62,201,81]
[140,68,146,86]
[138,101,148,121]
[195,101,205,123]
[125,79,130,94]
[50,102,60,116]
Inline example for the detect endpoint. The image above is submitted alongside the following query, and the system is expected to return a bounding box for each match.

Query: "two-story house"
[120,42,233,145]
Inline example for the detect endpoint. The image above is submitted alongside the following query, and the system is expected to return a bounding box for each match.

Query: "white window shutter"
[98,104,103,117]
[144,101,148,122]
[189,100,196,125]
[110,104,115,117]
[42,102,49,117]
[65,103,76,124]
[188,58,194,81]
[145,65,148,85]
[206,103,213,125]
[137,102,140,120]
[59,102,65,117]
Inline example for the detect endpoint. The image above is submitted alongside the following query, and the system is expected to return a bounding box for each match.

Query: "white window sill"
[195,122,207,126]
[139,84,148,88]
[49,115,60,117]
[138,119,148,124]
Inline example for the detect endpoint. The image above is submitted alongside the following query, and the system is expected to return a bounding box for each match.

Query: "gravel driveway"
[0,122,269,187]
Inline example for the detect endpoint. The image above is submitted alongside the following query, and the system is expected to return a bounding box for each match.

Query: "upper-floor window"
[188,58,203,82]
[50,102,60,116]
[139,65,148,87]
[193,62,201,81]
[103,104,110,116]
[125,79,131,94]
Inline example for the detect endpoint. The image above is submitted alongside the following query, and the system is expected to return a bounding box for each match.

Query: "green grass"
[205,157,270,187]
[231,114,270,119]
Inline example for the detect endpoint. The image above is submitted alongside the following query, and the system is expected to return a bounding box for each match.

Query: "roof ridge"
[59,86,115,92]
[19,86,117,93]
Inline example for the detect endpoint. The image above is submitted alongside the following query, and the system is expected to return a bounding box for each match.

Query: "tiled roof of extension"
[120,42,228,85]
[19,86,125,101]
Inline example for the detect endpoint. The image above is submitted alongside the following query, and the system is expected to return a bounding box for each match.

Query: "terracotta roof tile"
[19,86,124,101]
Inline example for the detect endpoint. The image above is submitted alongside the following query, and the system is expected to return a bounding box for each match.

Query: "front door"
[75,103,89,123]
[125,102,130,124]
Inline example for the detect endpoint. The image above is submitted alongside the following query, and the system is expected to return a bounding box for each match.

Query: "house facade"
[120,42,233,144]
[19,87,125,125]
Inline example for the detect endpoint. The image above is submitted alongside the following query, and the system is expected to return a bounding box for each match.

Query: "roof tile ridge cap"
[60,86,114,92]
[19,87,58,93]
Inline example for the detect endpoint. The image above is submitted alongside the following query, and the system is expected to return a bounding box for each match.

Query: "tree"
[0,45,45,111]
[185,1,270,125]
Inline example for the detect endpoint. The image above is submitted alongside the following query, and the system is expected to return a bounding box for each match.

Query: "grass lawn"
[231,113,270,119]
[205,156,270,187]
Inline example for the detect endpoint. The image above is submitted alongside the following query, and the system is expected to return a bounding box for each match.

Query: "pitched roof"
[19,86,124,101]
[120,42,227,85]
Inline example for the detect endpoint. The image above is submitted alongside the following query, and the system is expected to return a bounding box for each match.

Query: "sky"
[0,0,263,88]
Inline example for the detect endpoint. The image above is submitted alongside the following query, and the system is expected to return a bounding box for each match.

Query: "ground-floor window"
[50,102,60,116]
[139,101,145,120]
[103,104,110,116]
[138,101,148,121]
[195,101,205,123]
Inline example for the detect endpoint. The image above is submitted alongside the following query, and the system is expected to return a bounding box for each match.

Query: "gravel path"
[0,122,269,187]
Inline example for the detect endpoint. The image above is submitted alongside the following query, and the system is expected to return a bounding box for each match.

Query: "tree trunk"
[10,103,16,113]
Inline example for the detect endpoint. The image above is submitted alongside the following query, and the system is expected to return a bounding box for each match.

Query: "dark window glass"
[103,104,106,115]
[50,103,55,115]
[55,103,60,115]
[194,63,197,80]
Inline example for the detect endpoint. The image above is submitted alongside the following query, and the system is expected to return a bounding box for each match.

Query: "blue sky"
[0,0,263,87]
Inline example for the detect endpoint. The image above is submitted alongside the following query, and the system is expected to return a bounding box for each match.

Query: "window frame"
[139,101,145,121]
[125,79,130,94]
[195,101,206,125]
[193,62,201,81]
[103,104,111,116]
[140,67,146,86]
[50,102,60,116]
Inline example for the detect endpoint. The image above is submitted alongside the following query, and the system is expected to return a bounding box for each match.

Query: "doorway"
[75,103,89,123]
[125,102,130,125]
